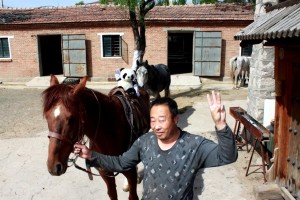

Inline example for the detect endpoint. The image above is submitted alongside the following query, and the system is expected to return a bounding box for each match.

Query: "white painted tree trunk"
[131,50,145,71]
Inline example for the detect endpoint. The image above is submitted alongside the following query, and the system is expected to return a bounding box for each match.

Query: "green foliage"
[109,0,138,10]
[192,0,201,4]
[156,0,169,6]
[100,0,108,4]
[172,0,187,5]
[75,1,85,5]
[201,0,217,3]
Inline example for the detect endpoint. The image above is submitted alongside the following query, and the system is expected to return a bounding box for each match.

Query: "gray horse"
[229,56,250,89]
[136,60,171,99]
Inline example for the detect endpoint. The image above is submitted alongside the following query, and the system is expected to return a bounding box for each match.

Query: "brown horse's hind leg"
[122,168,139,200]
[99,171,118,200]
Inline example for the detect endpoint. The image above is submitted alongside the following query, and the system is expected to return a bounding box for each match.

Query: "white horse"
[229,56,250,89]
[136,60,171,99]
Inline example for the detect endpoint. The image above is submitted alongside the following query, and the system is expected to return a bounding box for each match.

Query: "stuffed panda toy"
[115,68,139,96]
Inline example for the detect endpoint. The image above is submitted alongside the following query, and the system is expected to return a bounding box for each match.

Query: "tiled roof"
[0,4,253,25]
[145,4,253,21]
[234,3,300,40]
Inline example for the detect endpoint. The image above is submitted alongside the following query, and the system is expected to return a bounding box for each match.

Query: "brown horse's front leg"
[99,170,118,200]
[122,168,139,200]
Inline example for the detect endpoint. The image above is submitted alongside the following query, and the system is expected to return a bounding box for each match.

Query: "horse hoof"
[122,184,129,192]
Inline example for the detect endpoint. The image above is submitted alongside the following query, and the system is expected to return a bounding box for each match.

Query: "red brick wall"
[0,21,248,82]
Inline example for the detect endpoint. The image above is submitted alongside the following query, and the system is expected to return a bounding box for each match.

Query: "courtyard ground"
[0,82,266,200]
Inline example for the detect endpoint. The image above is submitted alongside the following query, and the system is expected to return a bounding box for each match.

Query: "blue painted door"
[194,31,222,76]
[62,34,87,77]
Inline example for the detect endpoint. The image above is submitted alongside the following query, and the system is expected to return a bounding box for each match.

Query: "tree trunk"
[128,0,155,71]
[129,10,144,71]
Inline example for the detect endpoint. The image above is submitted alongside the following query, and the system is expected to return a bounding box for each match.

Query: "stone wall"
[246,0,277,123]
[247,44,275,123]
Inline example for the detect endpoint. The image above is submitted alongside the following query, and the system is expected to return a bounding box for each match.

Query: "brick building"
[0,4,253,82]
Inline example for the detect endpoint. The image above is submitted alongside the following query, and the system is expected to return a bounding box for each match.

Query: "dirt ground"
[0,87,248,139]
[0,86,265,199]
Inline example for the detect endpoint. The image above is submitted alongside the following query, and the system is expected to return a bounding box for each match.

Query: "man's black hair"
[150,97,178,118]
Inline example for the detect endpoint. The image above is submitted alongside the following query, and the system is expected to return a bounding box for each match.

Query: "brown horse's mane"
[42,83,104,117]
[42,84,69,116]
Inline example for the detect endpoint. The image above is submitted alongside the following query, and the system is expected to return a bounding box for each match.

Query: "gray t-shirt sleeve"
[199,124,238,168]
[87,139,141,172]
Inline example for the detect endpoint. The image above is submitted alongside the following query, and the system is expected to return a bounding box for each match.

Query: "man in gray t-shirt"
[74,91,238,199]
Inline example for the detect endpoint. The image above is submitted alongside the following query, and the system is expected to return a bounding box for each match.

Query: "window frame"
[0,36,13,60]
[240,43,253,58]
[97,33,124,59]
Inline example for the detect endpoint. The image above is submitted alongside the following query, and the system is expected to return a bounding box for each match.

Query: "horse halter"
[47,118,85,145]
[48,131,74,145]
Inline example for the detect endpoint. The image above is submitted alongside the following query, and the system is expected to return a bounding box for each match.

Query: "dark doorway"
[168,32,193,74]
[38,35,63,76]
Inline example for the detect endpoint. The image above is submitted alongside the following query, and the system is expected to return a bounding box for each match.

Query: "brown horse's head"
[43,75,87,176]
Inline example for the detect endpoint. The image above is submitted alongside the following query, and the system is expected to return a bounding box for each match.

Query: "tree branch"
[129,9,140,50]
[145,0,155,14]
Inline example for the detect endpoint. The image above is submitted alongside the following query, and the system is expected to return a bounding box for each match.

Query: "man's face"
[150,104,178,141]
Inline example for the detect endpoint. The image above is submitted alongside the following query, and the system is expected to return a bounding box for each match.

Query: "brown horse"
[43,75,150,200]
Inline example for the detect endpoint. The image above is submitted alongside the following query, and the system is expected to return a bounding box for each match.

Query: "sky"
[3,0,97,8]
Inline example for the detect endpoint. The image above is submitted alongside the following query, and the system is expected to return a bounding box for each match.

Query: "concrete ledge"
[1,75,235,91]
[25,75,66,87]
[171,74,201,86]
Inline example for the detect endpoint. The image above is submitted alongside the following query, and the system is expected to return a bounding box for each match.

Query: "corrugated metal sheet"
[234,3,300,40]
[194,31,222,76]
[62,34,87,77]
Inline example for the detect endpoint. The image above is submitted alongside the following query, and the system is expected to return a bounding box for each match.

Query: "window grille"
[102,35,121,57]
[0,38,10,58]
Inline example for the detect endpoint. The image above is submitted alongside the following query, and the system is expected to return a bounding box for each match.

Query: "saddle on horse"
[109,87,150,143]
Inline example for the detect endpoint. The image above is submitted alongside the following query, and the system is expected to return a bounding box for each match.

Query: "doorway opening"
[38,35,63,76]
[168,32,193,74]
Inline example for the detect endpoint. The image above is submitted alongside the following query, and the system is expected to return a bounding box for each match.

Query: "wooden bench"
[229,107,271,182]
